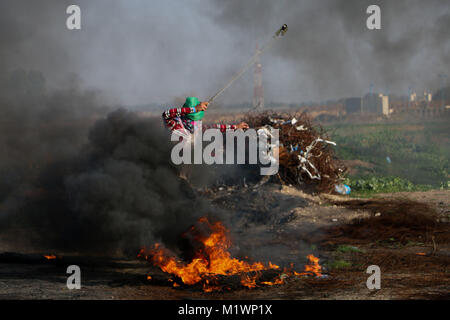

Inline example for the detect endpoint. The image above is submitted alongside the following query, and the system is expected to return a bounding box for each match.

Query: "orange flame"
[140,217,323,291]
[300,254,323,277]
[141,218,277,289]
[261,277,284,286]
[262,254,323,286]
[44,255,56,260]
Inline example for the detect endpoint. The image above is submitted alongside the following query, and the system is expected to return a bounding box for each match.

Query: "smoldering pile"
[243,111,346,193]
[138,216,324,292]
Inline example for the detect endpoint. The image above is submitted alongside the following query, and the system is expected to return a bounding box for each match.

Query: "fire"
[241,274,259,289]
[44,255,56,260]
[261,277,284,286]
[139,217,323,291]
[262,254,323,285]
[297,254,323,277]
[140,218,276,289]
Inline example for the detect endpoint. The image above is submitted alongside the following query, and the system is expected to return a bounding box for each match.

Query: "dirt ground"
[0,185,448,300]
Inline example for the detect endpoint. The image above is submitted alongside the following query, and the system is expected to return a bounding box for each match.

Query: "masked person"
[162,97,250,180]
[162,97,248,139]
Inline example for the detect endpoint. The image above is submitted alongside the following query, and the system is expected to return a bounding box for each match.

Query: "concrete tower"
[253,44,264,110]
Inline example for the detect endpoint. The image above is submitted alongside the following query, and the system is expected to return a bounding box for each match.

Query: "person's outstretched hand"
[235,122,249,130]
[196,101,209,111]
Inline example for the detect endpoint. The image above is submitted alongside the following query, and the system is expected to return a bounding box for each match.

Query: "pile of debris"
[243,111,347,193]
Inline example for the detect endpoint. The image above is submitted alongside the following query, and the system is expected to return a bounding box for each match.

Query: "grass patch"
[405,241,425,247]
[343,176,433,196]
[336,245,363,253]
[326,260,352,270]
[325,121,449,188]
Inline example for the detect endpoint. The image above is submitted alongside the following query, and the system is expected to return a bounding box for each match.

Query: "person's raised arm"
[162,105,197,121]
[203,122,249,133]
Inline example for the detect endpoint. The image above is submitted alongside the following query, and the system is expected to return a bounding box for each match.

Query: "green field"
[325,120,450,194]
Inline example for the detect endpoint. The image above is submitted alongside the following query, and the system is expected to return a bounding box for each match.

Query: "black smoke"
[0,0,218,255]
[1,0,447,258]
[0,104,210,255]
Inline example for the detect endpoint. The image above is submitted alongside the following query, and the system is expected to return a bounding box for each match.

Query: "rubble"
[243,111,347,193]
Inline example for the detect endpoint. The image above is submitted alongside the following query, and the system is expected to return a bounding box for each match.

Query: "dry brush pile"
[243,111,347,193]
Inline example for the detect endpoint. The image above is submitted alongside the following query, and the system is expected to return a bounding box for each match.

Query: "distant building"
[380,94,389,115]
[345,94,389,116]
[362,93,389,116]
[410,91,432,102]
[344,97,362,114]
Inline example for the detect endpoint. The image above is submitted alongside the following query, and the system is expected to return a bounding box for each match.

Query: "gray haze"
[1,0,448,106]
[2,0,447,258]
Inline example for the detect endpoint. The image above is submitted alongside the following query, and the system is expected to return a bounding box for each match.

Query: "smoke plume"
[0,105,211,255]
[0,0,448,257]
[1,0,448,105]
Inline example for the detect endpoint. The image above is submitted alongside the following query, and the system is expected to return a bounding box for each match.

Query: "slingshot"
[207,24,288,105]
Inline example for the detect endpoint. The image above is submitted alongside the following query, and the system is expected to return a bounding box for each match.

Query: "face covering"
[183,96,205,120]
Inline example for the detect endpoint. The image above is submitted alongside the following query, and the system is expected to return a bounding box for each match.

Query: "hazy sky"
[1,0,449,106]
